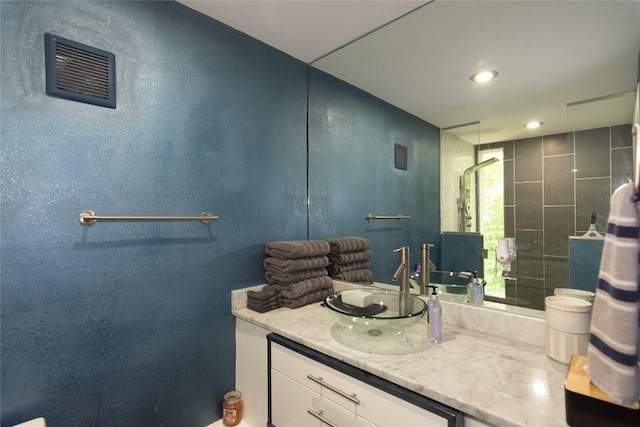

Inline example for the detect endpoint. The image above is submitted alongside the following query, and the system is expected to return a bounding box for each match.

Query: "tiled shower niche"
[478,124,632,310]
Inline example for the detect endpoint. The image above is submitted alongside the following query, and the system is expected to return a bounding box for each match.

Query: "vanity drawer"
[271,340,360,410]
[271,340,323,394]
[271,369,376,427]
[271,369,319,427]
[270,339,450,427]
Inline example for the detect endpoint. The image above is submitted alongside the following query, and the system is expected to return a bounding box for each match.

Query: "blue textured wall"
[1,2,442,426]
[308,68,441,279]
[0,1,307,426]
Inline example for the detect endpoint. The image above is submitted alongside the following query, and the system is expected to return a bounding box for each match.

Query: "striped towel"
[587,182,640,406]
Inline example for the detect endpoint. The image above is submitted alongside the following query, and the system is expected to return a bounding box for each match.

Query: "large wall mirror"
[309,0,639,313]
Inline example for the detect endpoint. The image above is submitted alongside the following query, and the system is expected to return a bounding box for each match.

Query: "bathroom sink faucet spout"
[419,244,435,296]
[392,246,411,294]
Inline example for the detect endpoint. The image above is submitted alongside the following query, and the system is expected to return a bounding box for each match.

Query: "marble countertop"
[232,283,569,427]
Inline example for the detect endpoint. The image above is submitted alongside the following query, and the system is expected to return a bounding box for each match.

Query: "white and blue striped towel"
[587,182,640,406]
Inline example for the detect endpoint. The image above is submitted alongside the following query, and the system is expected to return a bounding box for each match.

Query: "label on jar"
[223,408,237,425]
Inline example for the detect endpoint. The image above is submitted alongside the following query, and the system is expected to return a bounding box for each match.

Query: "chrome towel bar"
[366,214,409,221]
[79,210,218,225]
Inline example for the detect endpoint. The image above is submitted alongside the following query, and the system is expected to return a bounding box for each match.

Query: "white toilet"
[12,418,46,427]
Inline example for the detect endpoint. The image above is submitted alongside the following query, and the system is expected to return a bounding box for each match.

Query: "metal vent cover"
[45,33,116,108]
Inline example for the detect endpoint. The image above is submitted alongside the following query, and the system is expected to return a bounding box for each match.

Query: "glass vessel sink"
[324,288,427,338]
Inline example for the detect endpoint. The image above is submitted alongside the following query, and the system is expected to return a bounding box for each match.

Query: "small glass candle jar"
[222,390,243,426]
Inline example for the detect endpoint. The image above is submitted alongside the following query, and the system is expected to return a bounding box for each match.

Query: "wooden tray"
[565,354,639,426]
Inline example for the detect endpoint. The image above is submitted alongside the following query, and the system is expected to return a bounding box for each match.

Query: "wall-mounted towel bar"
[79,210,218,225]
[366,214,410,221]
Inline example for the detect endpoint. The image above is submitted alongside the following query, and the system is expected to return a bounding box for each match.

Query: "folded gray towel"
[329,250,373,264]
[263,256,329,274]
[270,276,333,299]
[247,300,283,313]
[265,268,328,285]
[247,286,280,302]
[333,269,374,283]
[324,236,371,253]
[248,293,281,306]
[265,240,330,260]
[283,287,334,309]
[327,260,369,275]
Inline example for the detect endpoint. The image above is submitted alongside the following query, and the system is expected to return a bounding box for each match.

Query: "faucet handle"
[393,246,409,253]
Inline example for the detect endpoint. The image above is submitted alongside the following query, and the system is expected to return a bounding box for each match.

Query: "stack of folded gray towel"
[324,236,374,284]
[247,286,282,313]
[262,240,334,309]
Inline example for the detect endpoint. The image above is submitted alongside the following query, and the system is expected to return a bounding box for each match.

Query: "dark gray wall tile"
[544,154,575,205]
[575,177,611,233]
[612,147,633,190]
[544,256,570,291]
[515,277,545,310]
[504,206,515,237]
[504,158,514,205]
[611,124,632,148]
[505,277,517,301]
[515,229,543,279]
[575,127,610,178]
[543,132,572,156]
[503,140,514,160]
[515,137,542,182]
[544,206,575,256]
[483,124,626,310]
[515,181,543,229]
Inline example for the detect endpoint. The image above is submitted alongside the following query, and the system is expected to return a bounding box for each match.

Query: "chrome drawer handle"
[306,374,360,404]
[307,409,340,427]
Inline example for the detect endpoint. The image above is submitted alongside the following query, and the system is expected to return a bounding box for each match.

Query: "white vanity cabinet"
[268,334,463,427]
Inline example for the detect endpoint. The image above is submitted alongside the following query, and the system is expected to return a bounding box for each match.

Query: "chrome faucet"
[392,246,411,294]
[419,244,435,296]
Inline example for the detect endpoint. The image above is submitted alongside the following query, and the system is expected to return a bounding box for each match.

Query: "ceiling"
[178,0,640,144]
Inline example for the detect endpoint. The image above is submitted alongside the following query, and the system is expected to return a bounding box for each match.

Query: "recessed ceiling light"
[525,121,543,129]
[470,70,499,83]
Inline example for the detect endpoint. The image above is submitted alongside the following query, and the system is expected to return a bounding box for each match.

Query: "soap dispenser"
[468,271,484,305]
[427,285,442,344]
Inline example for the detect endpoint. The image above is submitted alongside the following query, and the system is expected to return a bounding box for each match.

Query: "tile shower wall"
[479,125,632,309]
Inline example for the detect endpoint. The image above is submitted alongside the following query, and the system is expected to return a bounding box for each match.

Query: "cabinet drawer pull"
[306,374,360,404]
[306,409,340,427]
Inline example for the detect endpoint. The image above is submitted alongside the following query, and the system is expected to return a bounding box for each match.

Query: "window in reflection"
[478,148,505,297]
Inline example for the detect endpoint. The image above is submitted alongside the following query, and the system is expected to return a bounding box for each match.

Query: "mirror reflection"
[309,1,639,313]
